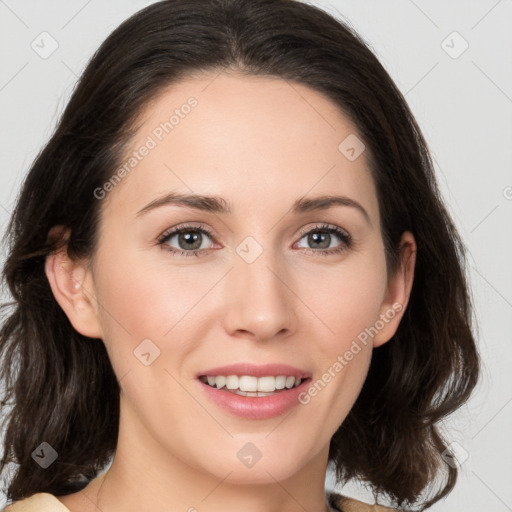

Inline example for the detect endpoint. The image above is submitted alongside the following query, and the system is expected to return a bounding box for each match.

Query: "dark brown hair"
[0,0,479,510]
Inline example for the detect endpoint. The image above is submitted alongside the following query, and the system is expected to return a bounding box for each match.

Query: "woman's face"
[56,72,413,484]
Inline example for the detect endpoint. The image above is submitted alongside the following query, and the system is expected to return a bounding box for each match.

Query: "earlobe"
[373,231,417,348]
[44,228,103,339]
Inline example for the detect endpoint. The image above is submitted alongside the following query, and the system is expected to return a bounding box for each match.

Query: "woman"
[0,1,479,511]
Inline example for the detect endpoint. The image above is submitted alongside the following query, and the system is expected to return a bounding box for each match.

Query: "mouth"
[196,364,312,419]
[198,374,309,397]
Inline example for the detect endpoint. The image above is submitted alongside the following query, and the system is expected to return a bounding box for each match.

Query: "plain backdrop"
[0,0,511,510]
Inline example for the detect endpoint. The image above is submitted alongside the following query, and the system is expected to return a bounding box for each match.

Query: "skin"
[45,71,416,512]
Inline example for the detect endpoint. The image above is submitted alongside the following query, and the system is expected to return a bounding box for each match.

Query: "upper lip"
[197,363,311,380]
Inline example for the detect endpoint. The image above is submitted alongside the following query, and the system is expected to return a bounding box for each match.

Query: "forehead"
[100,71,378,224]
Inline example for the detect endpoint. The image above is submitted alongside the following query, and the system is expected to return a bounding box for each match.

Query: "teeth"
[233,390,278,397]
[239,375,258,392]
[258,376,276,392]
[215,376,226,389]
[200,375,304,392]
[275,376,286,390]
[285,376,295,389]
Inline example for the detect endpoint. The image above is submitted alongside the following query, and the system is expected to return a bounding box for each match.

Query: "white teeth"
[275,376,286,390]
[257,376,276,392]
[239,375,258,392]
[225,375,239,390]
[214,376,226,389]
[234,390,278,397]
[200,375,304,392]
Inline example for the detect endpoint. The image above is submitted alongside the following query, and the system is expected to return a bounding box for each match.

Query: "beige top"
[4,492,397,512]
[3,493,69,512]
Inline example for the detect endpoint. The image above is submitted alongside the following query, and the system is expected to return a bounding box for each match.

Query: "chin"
[218,463,299,485]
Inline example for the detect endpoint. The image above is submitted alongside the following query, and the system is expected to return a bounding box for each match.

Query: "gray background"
[0,0,511,510]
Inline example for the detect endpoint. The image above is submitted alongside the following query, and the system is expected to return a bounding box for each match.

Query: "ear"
[44,226,103,339]
[372,231,417,348]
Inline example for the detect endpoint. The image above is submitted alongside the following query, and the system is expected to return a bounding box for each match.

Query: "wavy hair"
[0,0,479,509]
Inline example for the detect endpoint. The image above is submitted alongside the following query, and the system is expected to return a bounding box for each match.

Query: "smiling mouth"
[198,375,308,397]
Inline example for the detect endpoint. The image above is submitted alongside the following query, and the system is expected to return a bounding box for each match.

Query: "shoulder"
[3,493,70,512]
[327,491,399,512]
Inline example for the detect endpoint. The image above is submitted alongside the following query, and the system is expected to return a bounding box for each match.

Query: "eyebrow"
[136,192,371,225]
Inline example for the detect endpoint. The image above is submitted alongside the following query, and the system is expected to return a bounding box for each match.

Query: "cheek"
[292,247,387,414]
[95,247,190,331]
[296,252,388,353]
[294,269,383,441]
[91,246,216,377]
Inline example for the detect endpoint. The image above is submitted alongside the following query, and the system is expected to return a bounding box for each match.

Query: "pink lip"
[196,362,311,380]
[197,377,311,420]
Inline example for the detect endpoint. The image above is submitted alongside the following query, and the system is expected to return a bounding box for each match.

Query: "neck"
[75,393,334,512]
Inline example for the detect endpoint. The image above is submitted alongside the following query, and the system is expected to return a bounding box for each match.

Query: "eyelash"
[157,223,352,258]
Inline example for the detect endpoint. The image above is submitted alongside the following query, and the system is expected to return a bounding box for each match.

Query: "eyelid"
[157,222,214,242]
[296,222,351,241]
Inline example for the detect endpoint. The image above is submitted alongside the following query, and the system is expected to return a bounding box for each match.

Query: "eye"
[295,223,352,256]
[157,222,352,258]
[157,224,215,257]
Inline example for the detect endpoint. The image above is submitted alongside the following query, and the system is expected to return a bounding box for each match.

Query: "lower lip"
[197,378,311,420]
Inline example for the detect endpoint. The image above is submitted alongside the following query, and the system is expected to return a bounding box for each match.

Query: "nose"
[222,243,296,342]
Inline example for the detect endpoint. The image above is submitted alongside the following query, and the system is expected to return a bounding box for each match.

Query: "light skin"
[45,71,416,512]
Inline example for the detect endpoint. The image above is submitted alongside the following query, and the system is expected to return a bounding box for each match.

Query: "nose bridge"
[224,235,294,339]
